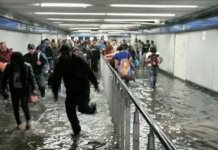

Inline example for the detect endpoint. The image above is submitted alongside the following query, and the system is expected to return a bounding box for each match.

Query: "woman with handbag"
[1,52,37,129]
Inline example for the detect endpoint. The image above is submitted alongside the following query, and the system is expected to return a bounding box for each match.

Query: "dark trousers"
[65,92,95,134]
[11,90,30,125]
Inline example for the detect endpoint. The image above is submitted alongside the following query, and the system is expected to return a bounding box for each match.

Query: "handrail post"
[120,89,125,150]
[125,96,131,150]
[133,108,140,150]
[147,128,155,150]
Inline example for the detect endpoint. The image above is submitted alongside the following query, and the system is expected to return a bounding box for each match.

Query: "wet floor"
[128,66,218,150]
[1,67,218,150]
[0,87,116,150]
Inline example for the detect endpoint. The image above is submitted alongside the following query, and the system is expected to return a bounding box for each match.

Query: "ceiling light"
[37,12,174,17]
[59,24,99,26]
[100,24,140,27]
[53,22,62,23]
[47,18,102,22]
[107,13,175,17]
[75,30,92,32]
[110,4,198,8]
[35,12,105,15]
[69,27,99,30]
[104,19,160,22]
[41,3,92,8]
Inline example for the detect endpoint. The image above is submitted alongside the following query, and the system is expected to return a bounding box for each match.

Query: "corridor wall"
[137,34,175,74]
[0,29,41,54]
[133,29,218,92]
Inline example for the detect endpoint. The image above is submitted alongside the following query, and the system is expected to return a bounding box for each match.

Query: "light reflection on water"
[0,89,116,150]
[128,67,218,150]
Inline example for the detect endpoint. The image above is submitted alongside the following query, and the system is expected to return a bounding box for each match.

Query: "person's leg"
[35,73,46,97]
[78,92,96,114]
[20,96,31,129]
[65,95,81,135]
[148,67,153,88]
[11,94,22,128]
[153,68,158,88]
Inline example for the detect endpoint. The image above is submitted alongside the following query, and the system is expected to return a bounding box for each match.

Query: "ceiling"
[0,0,218,33]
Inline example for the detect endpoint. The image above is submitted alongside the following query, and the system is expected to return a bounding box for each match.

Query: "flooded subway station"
[0,58,218,150]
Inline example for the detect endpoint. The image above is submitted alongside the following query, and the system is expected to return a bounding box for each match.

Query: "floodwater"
[128,67,218,150]
[1,66,218,150]
[0,88,116,150]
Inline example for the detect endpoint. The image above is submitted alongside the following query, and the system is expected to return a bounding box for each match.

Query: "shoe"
[90,102,96,114]
[26,121,31,130]
[16,124,21,130]
[72,126,81,136]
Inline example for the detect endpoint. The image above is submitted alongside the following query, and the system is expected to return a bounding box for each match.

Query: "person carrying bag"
[1,52,37,129]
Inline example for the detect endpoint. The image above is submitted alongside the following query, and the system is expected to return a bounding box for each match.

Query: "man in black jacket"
[2,52,37,129]
[52,44,99,136]
[24,43,47,97]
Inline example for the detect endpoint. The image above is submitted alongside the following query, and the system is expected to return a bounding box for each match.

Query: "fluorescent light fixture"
[104,19,160,22]
[76,30,91,32]
[41,3,92,8]
[59,24,99,26]
[35,12,105,15]
[69,27,99,30]
[110,4,198,8]
[47,18,102,22]
[107,13,175,17]
[100,24,140,27]
[37,12,174,17]
[53,22,62,23]
[98,30,125,32]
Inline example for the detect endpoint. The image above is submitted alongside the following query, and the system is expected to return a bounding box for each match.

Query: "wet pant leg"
[11,95,21,125]
[20,97,30,122]
[35,73,46,97]
[149,67,158,89]
[77,92,96,114]
[65,95,80,134]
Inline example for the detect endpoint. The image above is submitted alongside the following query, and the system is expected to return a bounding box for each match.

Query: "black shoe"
[90,102,96,114]
[72,126,81,136]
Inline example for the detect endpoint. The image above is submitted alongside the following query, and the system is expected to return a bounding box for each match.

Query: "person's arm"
[82,59,99,91]
[51,59,63,100]
[27,64,37,93]
[1,65,9,92]
[158,56,163,64]
[39,53,47,66]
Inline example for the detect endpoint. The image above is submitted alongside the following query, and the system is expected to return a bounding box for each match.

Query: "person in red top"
[0,42,13,63]
[0,42,13,100]
[103,41,113,56]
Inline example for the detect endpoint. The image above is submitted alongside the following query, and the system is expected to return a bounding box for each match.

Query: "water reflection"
[0,89,116,150]
[128,67,218,150]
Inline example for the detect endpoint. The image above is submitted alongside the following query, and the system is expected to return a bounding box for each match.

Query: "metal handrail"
[101,55,177,150]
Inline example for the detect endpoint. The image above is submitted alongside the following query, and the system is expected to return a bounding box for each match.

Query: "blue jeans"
[35,73,45,97]
[148,67,158,89]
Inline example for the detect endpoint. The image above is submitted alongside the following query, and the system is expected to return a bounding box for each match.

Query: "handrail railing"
[100,55,177,150]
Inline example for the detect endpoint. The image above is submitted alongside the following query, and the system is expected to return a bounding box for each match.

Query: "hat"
[28,43,35,49]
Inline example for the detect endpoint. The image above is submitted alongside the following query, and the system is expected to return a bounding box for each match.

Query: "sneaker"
[26,121,31,130]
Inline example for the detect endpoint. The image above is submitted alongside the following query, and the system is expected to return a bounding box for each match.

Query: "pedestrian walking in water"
[1,52,37,129]
[24,43,47,97]
[52,44,99,136]
[145,46,163,90]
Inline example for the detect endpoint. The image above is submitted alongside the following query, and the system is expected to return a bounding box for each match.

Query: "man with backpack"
[113,46,135,83]
[145,46,163,90]
[24,43,47,97]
